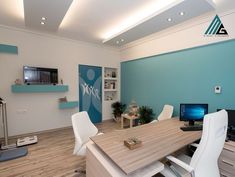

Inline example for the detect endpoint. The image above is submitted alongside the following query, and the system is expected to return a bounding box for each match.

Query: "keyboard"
[180,126,202,131]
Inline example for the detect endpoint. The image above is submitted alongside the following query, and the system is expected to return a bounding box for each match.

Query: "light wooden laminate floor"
[0,120,163,177]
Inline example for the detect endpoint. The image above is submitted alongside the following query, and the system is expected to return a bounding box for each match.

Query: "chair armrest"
[190,143,199,148]
[166,155,195,177]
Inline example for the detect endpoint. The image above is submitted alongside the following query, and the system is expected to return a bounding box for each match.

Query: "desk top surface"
[91,118,202,175]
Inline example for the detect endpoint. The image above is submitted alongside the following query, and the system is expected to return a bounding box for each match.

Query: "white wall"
[0,26,120,137]
[120,9,235,61]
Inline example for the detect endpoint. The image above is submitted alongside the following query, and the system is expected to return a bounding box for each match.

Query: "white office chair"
[71,111,98,156]
[151,104,174,123]
[160,109,228,177]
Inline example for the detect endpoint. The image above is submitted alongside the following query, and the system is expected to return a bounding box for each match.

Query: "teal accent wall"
[0,44,18,54]
[121,39,235,116]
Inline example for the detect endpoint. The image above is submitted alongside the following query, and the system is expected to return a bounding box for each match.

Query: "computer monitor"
[217,109,235,128]
[180,104,208,126]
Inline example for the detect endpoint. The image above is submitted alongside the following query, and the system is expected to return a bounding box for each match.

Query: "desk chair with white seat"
[71,111,98,156]
[160,109,228,177]
[151,104,174,123]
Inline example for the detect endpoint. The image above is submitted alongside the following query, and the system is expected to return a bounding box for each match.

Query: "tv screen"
[180,104,208,122]
[23,66,58,84]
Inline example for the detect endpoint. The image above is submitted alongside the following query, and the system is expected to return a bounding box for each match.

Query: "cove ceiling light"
[102,0,183,43]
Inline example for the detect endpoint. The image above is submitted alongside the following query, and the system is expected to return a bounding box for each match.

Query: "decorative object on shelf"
[104,81,109,89]
[111,101,126,122]
[106,73,111,77]
[124,137,142,150]
[106,96,112,100]
[60,79,63,85]
[14,79,22,85]
[126,99,139,116]
[59,96,67,103]
[138,106,155,124]
[112,71,116,78]
[110,82,116,89]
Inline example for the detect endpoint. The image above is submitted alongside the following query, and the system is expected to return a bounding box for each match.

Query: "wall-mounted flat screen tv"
[23,66,58,84]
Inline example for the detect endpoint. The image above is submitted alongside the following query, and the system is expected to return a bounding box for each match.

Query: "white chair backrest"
[190,110,228,177]
[71,111,98,148]
[158,105,174,121]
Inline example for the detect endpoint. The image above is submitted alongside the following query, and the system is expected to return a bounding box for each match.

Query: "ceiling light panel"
[103,0,215,46]
[24,0,73,31]
[102,0,184,42]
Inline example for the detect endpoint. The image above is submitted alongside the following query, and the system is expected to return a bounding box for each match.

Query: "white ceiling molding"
[103,0,215,46]
[24,0,73,31]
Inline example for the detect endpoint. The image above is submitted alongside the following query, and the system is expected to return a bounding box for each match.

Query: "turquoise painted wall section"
[0,44,18,54]
[121,39,235,117]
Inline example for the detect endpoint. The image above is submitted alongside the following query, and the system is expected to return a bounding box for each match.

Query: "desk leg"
[130,119,133,128]
[121,116,124,129]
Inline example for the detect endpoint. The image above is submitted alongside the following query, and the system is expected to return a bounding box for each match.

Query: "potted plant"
[111,101,126,122]
[138,106,154,124]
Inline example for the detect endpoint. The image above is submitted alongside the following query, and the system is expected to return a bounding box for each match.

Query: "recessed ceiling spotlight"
[121,39,124,42]
[116,41,119,44]
[167,18,172,22]
[41,17,46,21]
[40,21,45,25]
[179,12,185,16]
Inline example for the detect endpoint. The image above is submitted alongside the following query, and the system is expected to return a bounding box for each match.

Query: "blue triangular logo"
[205,15,228,36]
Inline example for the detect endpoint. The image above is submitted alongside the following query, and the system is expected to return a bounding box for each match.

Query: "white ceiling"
[0,0,234,46]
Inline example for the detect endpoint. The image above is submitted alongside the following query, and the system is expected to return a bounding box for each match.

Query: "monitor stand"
[184,120,202,127]
[188,120,195,126]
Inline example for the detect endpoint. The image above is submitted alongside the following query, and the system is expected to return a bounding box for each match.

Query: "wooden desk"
[121,114,139,129]
[86,142,164,177]
[219,141,235,177]
[91,118,202,175]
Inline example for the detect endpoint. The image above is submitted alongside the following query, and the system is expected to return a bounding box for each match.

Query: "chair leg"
[75,169,86,174]
[74,163,86,174]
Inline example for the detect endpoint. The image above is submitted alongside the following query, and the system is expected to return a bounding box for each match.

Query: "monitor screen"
[217,109,235,128]
[180,104,208,122]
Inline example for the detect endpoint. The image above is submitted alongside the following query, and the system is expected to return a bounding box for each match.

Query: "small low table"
[121,113,139,129]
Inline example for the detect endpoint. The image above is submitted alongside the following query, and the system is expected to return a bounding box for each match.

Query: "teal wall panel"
[121,39,235,116]
[12,85,68,93]
[0,44,18,54]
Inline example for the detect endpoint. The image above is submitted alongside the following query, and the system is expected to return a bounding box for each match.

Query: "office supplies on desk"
[124,137,142,150]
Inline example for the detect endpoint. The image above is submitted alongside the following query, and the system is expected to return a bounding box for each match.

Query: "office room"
[0,0,235,176]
